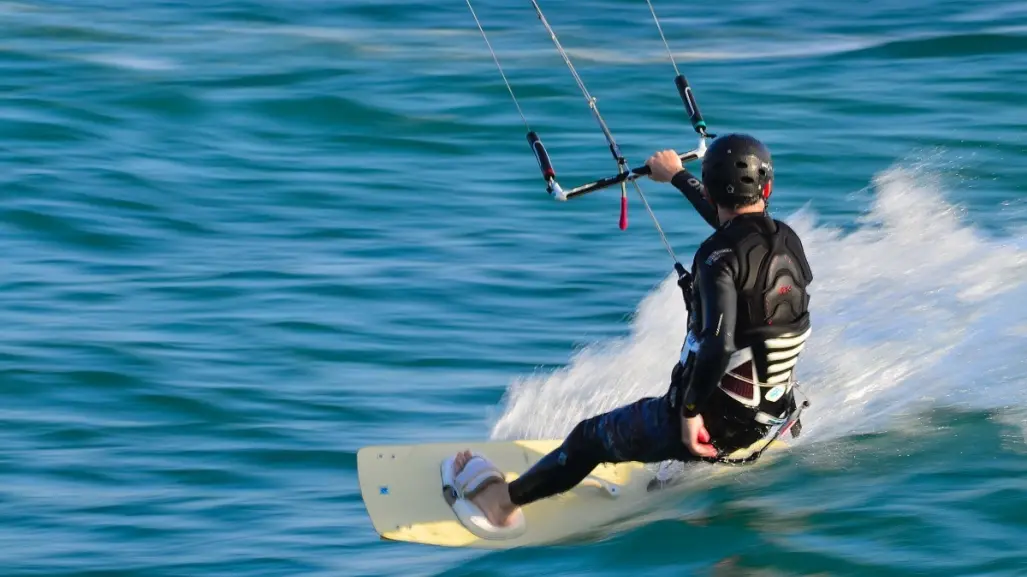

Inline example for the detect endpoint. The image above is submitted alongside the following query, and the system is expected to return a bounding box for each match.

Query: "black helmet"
[701,133,774,207]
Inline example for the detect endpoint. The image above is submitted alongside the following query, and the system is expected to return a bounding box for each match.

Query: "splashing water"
[489,163,1027,449]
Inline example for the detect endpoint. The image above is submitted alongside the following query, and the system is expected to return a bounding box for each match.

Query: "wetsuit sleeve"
[682,250,739,418]
[671,169,718,229]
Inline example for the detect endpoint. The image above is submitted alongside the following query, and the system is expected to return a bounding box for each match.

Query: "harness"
[708,390,810,465]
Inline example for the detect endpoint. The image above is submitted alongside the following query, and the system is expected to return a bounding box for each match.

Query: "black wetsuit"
[506,168,813,507]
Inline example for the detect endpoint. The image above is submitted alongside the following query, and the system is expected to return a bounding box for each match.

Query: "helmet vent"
[735,161,749,169]
[740,176,755,184]
[758,168,768,177]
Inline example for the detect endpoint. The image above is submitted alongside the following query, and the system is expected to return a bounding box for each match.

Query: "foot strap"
[440,454,526,540]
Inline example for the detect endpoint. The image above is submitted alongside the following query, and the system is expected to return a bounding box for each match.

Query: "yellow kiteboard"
[357,437,789,549]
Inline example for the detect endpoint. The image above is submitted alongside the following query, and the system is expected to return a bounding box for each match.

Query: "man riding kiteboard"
[442,133,815,536]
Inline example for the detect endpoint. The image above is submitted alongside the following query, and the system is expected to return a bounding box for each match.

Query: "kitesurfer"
[444,134,814,534]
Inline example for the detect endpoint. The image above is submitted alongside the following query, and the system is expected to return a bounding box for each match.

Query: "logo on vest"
[705,248,732,265]
[765,385,786,403]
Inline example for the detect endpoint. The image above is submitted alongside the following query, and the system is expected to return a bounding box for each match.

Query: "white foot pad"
[440,455,526,541]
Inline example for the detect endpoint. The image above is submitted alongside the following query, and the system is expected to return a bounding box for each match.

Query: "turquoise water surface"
[2,1,1027,575]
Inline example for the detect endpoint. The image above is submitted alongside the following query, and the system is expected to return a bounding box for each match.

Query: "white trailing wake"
[490,162,1027,446]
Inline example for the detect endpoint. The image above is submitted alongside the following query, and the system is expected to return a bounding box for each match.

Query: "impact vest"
[677,215,813,426]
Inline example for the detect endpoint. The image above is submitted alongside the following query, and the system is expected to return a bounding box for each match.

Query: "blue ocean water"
[1,0,1026,575]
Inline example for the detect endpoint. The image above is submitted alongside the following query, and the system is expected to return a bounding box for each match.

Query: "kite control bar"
[565,136,707,200]
[527,73,714,202]
[529,131,707,202]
